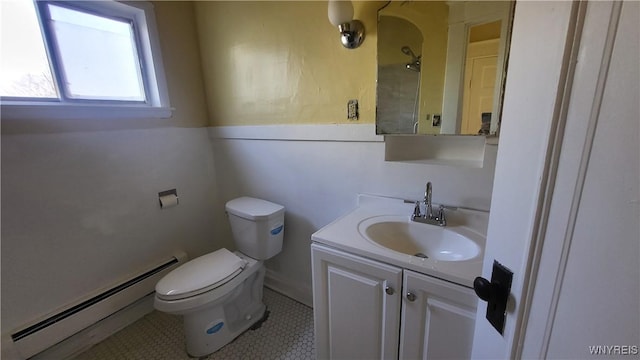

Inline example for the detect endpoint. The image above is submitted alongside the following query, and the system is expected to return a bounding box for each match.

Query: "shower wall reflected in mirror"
[376,15,425,134]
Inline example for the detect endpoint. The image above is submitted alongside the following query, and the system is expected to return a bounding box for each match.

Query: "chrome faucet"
[411,181,447,226]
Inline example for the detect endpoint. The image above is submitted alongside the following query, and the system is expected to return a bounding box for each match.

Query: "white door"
[311,244,402,360]
[400,270,477,359]
[471,2,578,356]
[472,1,639,358]
[520,1,639,357]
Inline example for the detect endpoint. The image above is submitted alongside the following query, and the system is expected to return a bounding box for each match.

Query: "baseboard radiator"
[10,252,187,359]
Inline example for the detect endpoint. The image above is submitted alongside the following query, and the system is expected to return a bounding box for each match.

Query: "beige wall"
[193,1,448,133]
[153,1,209,128]
[377,16,423,66]
[195,1,382,126]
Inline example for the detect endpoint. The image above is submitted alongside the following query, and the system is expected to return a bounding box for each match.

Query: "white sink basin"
[357,215,481,261]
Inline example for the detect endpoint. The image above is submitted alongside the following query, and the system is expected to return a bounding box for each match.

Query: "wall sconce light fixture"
[328,0,365,49]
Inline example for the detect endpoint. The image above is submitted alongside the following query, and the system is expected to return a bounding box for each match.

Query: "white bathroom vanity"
[310,195,489,359]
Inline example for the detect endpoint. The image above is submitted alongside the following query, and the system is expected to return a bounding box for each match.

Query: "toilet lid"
[225,197,284,221]
[155,248,246,301]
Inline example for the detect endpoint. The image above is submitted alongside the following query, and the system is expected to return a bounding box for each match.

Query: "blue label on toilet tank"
[270,225,283,235]
[206,322,224,334]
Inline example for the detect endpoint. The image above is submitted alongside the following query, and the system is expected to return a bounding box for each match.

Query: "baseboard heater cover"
[10,252,187,359]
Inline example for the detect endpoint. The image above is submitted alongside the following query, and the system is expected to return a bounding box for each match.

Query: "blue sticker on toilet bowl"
[206,322,224,334]
[270,225,283,235]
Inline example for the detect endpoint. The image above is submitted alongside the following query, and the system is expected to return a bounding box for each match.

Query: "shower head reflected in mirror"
[401,46,417,58]
[401,46,421,72]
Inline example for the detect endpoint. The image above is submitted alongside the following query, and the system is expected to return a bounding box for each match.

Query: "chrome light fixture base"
[338,20,365,49]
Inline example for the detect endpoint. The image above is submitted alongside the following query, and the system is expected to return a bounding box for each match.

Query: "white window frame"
[0,0,172,120]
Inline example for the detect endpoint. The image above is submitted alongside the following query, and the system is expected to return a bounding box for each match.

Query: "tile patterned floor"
[74,288,315,360]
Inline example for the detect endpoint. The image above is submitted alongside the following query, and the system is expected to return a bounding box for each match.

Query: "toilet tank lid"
[225,197,284,221]
[155,248,246,299]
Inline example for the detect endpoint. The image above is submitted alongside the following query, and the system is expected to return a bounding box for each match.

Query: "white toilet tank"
[225,197,284,260]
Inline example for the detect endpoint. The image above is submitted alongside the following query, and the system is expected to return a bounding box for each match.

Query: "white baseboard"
[264,269,313,308]
[9,253,186,359]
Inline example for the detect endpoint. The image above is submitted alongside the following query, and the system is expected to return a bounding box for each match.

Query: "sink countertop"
[311,195,488,288]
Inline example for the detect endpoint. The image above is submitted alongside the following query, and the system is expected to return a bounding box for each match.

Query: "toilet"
[154,197,285,357]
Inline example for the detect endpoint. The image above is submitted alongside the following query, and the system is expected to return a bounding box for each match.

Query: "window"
[0,0,171,119]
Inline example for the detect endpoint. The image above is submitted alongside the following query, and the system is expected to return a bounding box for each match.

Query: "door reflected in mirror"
[376,1,514,136]
[461,20,501,135]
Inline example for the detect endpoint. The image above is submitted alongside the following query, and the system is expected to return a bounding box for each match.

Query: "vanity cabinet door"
[311,244,402,360]
[399,269,478,360]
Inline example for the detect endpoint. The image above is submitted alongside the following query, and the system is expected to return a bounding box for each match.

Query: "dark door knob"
[473,276,493,302]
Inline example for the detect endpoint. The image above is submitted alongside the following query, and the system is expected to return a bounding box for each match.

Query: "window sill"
[0,102,173,120]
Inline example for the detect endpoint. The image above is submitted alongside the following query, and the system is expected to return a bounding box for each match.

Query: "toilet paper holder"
[158,189,179,209]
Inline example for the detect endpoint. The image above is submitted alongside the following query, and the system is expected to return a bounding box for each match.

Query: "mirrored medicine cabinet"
[376,1,514,136]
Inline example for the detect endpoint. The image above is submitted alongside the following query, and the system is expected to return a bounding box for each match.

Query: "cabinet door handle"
[385,286,395,295]
[406,292,417,302]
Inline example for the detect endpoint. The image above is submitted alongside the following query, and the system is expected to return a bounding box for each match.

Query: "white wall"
[0,1,218,342]
[0,124,496,340]
[210,129,497,305]
[1,127,228,334]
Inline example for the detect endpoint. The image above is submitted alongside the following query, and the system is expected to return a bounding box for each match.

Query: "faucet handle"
[437,205,447,226]
[412,201,422,219]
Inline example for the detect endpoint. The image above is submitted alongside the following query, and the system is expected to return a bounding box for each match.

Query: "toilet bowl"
[153,197,284,357]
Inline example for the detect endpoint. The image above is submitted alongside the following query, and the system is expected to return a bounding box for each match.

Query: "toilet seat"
[155,248,247,301]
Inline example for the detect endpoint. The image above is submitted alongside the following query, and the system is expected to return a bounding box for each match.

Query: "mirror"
[376,1,514,135]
